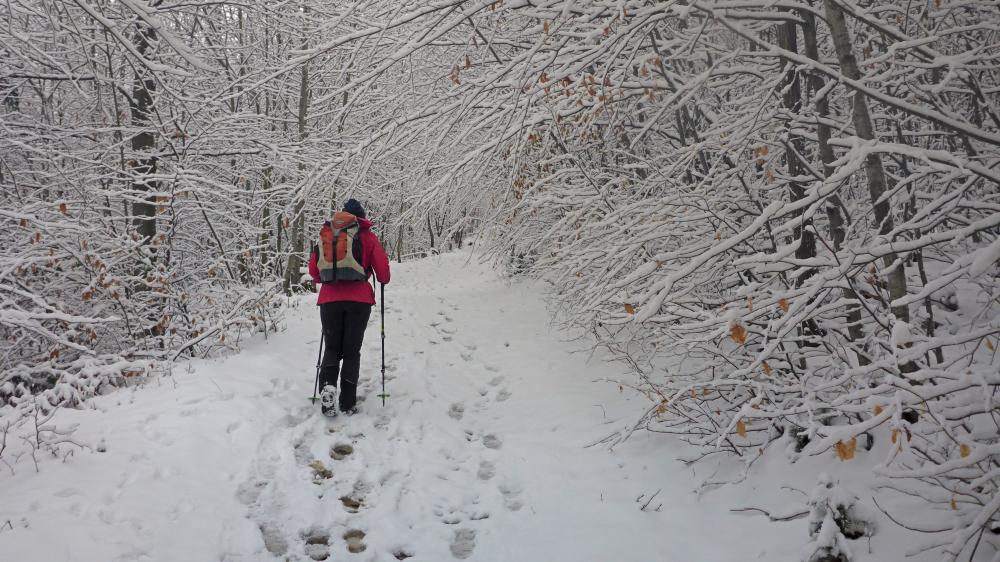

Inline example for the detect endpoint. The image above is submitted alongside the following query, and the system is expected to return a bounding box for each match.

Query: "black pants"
[319,301,372,410]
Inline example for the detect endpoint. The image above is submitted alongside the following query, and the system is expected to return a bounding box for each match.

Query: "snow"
[970,236,1000,278]
[0,249,947,561]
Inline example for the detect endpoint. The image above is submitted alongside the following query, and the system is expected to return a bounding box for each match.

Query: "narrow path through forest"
[231,250,779,561]
[3,250,787,561]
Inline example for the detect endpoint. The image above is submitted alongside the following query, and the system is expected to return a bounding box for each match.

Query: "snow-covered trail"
[2,250,787,562]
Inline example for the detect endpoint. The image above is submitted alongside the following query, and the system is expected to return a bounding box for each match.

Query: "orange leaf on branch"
[730,322,747,345]
[834,437,857,461]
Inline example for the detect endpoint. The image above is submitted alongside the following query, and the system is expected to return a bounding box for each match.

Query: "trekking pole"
[311,329,325,404]
[378,283,389,406]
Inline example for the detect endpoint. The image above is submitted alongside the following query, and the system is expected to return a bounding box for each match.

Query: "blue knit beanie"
[343,198,366,218]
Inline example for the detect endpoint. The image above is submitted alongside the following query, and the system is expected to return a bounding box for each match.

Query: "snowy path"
[2,250,788,561]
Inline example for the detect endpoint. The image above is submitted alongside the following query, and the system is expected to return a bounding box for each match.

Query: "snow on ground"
[0,249,925,561]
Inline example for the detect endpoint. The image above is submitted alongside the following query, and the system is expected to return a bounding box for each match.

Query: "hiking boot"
[341,406,360,416]
[320,385,339,417]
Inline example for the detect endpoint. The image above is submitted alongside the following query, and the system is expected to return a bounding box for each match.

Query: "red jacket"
[308,218,391,305]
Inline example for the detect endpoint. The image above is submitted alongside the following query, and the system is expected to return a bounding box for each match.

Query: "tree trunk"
[776,17,816,283]
[801,10,868,364]
[283,31,310,294]
[130,23,158,244]
[824,0,908,325]
[825,0,914,374]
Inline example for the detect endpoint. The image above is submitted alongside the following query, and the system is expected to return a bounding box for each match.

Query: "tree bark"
[130,23,158,244]
[801,10,868,364]
[776,17,816,284]
[824,0,909,326]
[283,29,310,294]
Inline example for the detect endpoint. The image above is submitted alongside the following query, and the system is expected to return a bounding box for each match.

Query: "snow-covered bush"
[803,473,874,562]
[0,396,87,475]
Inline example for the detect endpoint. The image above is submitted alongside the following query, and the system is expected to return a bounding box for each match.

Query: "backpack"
[315,212,367,283]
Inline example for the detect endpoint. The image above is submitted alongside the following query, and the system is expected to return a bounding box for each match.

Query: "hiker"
[308,198,391,416]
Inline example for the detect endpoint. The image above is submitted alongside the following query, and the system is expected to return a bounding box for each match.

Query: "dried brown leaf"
[834,437,857,461]
[730,323,747,345]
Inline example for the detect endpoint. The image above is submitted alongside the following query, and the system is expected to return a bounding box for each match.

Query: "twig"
[871,496,950,533]
[730,506,809,522]
[640,489,662,511]
[583,430,620,449]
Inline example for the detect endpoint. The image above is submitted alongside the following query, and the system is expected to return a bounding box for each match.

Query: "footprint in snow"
[477,461,496,481]
[352,477,375,498]
[448,403,465,421]
[302,528,331,561]
[495,389,511,402]
[482,434,502,450]
[236,479,267,505]
[488,375,505,386]
[259,522,288,556]
[393,547,416,560]
[484,364,499,373]
[330,443,354,460]
[294,440,313,465]
[441,510,462,525]
[340,495,362,513]
[308,460,333,482]
[450,528,477,559]
[499,481,524,512]
[343,529,367,554]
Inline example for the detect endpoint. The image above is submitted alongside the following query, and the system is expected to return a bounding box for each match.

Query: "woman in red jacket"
[308,199,391,416]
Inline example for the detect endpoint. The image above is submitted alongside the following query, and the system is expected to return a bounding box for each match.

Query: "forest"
[2,1,998,560]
